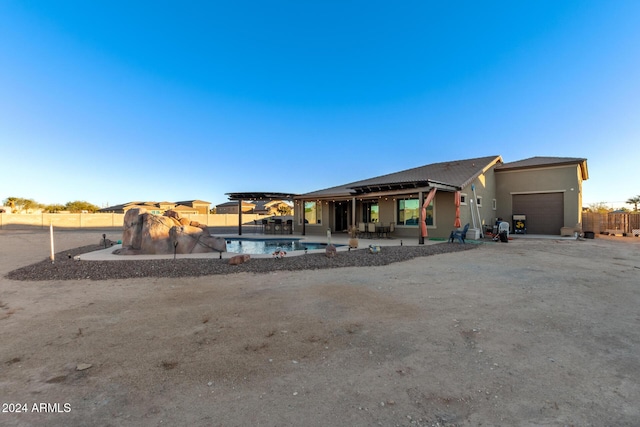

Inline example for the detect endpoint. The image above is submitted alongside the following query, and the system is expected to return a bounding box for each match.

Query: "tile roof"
[299,155,502,198]
[216,201,256,208]
[175,200,211,205]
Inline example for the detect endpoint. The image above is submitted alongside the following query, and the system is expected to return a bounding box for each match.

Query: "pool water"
[223,238,340,255]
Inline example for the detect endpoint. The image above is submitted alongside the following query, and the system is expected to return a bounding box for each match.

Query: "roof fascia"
[459,156,503,189]
[295,185,451,201]
[497,161,589,180]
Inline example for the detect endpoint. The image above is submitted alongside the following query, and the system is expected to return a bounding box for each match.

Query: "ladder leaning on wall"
[470,184,484,238]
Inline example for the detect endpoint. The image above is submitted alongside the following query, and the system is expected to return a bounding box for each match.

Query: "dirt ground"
[1,229,639,426]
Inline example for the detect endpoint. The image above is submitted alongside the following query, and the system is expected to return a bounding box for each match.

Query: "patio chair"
[284,219,293,234]
[449,223,470,244]
[274,218,283,234]
[367,222,376,239]
[358,222,366,237]
[388,222,395,237]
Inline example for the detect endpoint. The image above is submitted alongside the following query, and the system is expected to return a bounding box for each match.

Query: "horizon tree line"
[2,197,100,213]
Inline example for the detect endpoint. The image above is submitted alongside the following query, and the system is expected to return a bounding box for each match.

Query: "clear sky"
[1,1,639,209]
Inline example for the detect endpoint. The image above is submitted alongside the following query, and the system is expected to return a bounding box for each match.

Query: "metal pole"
[418,191,424,245]
[50,223,55,263]
[237,200,242,236]
[302,201,306,236]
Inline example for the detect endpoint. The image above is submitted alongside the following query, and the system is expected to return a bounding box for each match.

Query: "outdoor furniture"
[358,222,366,237]
[376,223,390,238]
[498,221,510,238]
[274,218,283,234]
[284,219,293,234]
[264,220,273,234]
[388,222,395,237]
[367,223,376,238]
[449,223,470,244]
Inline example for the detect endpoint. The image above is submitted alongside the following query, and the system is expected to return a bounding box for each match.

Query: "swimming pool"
[223,238,341,255]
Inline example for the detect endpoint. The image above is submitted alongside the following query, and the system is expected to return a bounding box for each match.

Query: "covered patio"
[225,192,298,236]
[295,180,463,244]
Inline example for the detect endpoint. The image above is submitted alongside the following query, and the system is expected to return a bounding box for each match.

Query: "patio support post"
[237,199,242,236]
[302,200,306,236]
[418,191,424,245]
[352,197,356,228]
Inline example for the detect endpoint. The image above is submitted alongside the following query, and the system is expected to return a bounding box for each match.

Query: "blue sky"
[1,1,639,209]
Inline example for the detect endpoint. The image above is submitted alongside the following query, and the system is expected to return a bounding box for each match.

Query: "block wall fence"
[0,213,268,229]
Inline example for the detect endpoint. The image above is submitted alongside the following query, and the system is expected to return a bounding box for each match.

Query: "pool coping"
[77,234,440,261]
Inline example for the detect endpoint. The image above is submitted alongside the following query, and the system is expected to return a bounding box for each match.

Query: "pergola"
[225,192,298,235]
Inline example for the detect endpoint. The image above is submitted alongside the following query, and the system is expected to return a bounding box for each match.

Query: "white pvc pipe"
[50,223,55,263]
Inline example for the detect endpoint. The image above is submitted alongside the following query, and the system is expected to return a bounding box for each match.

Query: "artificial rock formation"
[115,208,226,255]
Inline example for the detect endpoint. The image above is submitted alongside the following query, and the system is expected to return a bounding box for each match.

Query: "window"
[492,199,497,210]
[397,198,434,226]
[460,193,467,205]
[476,196,482,207]
[362,201,379,223]
[304,201,322,224]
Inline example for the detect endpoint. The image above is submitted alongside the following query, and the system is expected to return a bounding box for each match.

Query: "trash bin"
[513,214,526,234]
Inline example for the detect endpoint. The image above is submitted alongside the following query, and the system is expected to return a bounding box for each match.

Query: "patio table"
[375,225,390,238]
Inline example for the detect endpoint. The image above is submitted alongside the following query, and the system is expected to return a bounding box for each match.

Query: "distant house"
[294,155,588,238]
[175,200,211,215]
[98,200,210,216]
[253,200,293,216]
[215,201,256,215]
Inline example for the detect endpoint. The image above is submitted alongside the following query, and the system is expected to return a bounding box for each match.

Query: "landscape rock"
[117,209,226,255]
[122,208,146,249]
[325,244,337,258]
[229,254,251,265]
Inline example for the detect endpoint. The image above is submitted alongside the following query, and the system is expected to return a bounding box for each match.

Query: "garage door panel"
[513,193,563,235]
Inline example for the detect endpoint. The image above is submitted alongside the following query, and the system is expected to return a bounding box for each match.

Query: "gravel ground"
[2,231,639,426]
[6,242,477,281]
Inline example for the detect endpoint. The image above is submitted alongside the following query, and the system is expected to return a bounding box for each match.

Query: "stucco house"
[98,200,208,215]
[175,200,212,215]
[215,201,256,215]
[294,155,588,239]
[253,200,293,216]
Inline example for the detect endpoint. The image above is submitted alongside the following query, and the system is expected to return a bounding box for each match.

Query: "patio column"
[302,200,306,236]
[418,191,424,244]
[351,197,356,227]
[237,199,242,236]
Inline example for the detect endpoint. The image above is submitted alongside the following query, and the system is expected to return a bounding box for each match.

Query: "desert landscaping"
[1,229,639,426]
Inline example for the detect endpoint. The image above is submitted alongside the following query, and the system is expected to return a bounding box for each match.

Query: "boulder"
[122,208,147,249]
[118,210,226,255]
[169,225,227,254]
[325,244,337,258]
[163,210,180,220]
[139,213,180,254]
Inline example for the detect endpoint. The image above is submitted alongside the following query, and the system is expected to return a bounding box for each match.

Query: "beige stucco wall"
[495,165,583,228]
